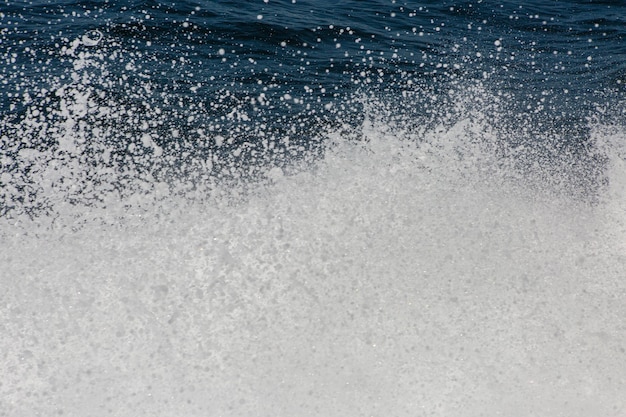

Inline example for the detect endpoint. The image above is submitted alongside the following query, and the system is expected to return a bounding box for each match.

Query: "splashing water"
[2,86,626,417]
[1,2,626,417]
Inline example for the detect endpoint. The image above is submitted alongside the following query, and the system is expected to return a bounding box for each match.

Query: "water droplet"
[81,30,102,47]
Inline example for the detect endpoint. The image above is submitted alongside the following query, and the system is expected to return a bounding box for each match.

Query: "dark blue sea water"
[1,1,626,416]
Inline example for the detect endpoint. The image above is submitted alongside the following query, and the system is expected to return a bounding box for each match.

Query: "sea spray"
[2,1,626,415]
[2,94,625,416]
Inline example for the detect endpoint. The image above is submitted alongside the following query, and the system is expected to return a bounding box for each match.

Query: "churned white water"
[1,98,626,417]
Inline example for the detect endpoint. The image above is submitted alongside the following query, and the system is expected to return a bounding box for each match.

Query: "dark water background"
[2,0,626,214]
[1,1,626,416]
[2,1,625,199]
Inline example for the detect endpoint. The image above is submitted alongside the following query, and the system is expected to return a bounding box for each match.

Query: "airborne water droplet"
[81,30,103,47]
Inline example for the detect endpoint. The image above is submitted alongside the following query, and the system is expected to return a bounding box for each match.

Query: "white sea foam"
[1,92,626,417]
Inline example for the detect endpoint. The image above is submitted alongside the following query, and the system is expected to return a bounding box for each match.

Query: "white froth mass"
[2,88,626,417]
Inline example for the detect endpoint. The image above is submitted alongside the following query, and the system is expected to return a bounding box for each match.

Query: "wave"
[2,73,626,417]
[1,19,626,416]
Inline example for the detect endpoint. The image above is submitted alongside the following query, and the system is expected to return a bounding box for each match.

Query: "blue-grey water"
[1,1,626,416]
